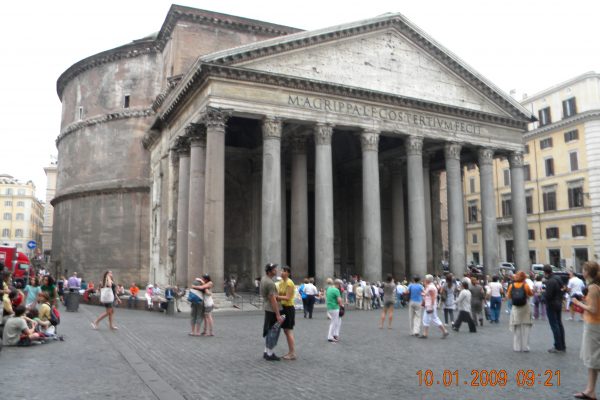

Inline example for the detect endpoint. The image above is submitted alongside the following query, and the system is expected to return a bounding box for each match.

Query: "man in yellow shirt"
[277,266,296,360]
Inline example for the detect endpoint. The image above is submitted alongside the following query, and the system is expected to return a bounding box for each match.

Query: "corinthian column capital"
[509,151,525,169]
[202,107,231,131]
[478,148,495,166]
[315,123,333,145]
[406,136,423,156]
[444,142,462,161]
[360,130,379,152]
[263,117,282,140]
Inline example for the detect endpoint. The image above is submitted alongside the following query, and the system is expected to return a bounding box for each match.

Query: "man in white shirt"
[303,278,319,319]
[567,271,585,321]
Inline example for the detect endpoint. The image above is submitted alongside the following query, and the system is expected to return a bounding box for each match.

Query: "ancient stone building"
[54,5,533,289]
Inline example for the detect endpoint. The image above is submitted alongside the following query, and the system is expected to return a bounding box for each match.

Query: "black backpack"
[511,284,527,306]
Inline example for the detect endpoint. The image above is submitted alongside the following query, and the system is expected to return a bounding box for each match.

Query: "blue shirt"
[408,283,423,303]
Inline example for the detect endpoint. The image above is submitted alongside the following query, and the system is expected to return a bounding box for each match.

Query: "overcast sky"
[0,0,598,199]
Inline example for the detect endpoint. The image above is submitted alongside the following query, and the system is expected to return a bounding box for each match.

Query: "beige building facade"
[463,72,600,272]
[42,160,57,257]
[0,174,44,253]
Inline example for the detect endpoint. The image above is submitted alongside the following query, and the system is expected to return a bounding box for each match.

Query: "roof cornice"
[521,71,600,105]
[523,109,600,139]
[56,5,300,99]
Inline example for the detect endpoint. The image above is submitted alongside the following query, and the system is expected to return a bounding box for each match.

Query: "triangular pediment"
[201,14,533,121]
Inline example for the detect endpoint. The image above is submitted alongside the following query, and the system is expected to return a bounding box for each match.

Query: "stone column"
[261,117,282,268]
[391,160,406,280]
[423,153,433,272]
[290,135,308,280]
[479,148,499,276]
[431,171,443,275]
[445,143,466,276]
[187,124,207,284]
[510,151,530,271]
[315,123,334,285]
[360,130,382,282]
[202,108,229,291]
[281,153,287,266]
[406,136,427,278]
[250,155,262,283]
[173,136,190,288]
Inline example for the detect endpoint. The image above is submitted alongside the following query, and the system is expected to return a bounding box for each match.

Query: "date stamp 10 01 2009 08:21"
[416,369,561,388]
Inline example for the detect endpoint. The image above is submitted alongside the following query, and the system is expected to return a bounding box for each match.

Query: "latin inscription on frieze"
[288,95,482,135]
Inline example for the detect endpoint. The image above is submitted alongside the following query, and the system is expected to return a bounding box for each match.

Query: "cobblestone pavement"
[0,303,589,400]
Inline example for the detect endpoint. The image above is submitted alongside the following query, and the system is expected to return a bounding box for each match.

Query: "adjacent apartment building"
[463,72,600,272]
[0,174,44,252]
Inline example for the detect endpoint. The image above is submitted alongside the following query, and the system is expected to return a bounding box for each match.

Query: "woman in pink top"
[419,274,450,339]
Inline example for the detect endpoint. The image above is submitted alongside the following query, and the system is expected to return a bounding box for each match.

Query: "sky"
[0,0,598,200]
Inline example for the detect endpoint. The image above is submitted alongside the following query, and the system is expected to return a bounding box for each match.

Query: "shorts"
[190,302,204,325]
[103,302,113,309]
[203,305,213,314]
[263,311,277,337]
[383,301,395,309]
[281,306,295,330]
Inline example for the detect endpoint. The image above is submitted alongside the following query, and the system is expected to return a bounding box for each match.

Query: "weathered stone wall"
[53,51,161,285]
[51,191,149,286]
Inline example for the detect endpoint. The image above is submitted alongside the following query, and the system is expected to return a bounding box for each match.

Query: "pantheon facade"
[53,5,533,290]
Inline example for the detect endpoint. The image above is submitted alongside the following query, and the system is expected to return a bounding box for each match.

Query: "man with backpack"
[543,264,566,353]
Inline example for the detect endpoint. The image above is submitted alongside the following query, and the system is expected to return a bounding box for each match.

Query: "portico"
[144,13,534,290]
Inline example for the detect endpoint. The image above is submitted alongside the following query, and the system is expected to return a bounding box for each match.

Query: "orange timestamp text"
[416,369,561,387]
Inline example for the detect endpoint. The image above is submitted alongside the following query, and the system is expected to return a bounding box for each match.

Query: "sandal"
[282,353,297,360]
[90,322,97,330]
[574,392,596,399]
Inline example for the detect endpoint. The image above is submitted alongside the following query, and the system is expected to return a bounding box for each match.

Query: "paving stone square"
[0,304,588,399]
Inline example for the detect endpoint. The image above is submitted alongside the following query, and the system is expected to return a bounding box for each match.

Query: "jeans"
[305,295,316,318]
[443,308,454,324]
[546,306,566,351]
[128,295,137,308]
[490,296,502,322]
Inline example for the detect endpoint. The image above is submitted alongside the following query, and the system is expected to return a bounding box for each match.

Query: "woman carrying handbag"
[91,270,121,330]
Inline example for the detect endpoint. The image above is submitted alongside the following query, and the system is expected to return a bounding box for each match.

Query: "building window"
[564,129,579,142]
[562,97,577,118]
[501,196,512,217]
[568,182,585,208]
[1,228,9,237]
[17,189,25,195]
[526,193,533,214]
[469,177,475,194]
[545,158,554,176]
[572,224,587,237]
[4,201,12,206]
[472,233,478,244]
[6,188,13,195]
[524,164,531,181]
[570,152,579,171]
[124,95,130,109]
[3,213,11,220]
[503,169,511,186]
[528,229,535,240]
[17,201,24,207]
[524,144,530,154]
[468,201,478,223]
[542,186,557,211]
[16,213,24,221]
[15,229,23,238]
[538,107,552,126]
[546,227,559,239]
[540,137,553,149]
